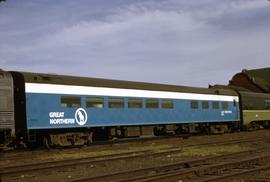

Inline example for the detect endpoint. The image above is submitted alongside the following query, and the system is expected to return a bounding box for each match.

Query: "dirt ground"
[1,130,270,182]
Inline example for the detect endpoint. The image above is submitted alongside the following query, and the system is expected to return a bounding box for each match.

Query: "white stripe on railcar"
[25,83,239,102]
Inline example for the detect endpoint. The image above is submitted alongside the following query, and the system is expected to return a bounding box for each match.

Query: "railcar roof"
[12,71,238,96]
[239,90,270,98]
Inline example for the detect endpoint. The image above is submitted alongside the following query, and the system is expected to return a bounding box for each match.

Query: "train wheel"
[248,122,260,131]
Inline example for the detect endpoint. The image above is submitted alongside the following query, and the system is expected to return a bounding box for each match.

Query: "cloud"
[0,0,270,87]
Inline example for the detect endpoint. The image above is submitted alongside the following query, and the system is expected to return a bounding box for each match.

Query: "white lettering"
[49,111,75,125]
[221,110,233,116]
[49,112,64,118]
[50,119,75,125]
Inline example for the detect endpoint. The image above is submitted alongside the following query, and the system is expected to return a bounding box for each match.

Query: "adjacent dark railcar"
[0,70,15,147]
[209,84,270,129]
[238,91,270,129]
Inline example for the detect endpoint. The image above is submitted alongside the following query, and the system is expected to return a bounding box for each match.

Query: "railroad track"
[1,133,269,165]
[70,146,270,182]
[1,136,270,181]
[0,130,264,157]
[1,136,269,172]
[0,134,185,161]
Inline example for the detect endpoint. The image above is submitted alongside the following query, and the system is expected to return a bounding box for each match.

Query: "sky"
[0,0,269,88]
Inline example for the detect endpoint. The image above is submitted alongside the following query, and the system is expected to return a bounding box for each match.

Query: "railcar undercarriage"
[0,129,13,149]
[1,121,242,149]
[23,129,93,148]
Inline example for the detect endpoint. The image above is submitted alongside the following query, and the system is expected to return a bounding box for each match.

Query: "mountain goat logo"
[75,108,88,126]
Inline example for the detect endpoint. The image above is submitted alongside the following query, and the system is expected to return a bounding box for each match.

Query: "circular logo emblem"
[75,108,88,126]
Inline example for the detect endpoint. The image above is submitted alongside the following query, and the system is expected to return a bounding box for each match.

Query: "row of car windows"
[190,100,228,110]
[61,96,229,110]
[61,96,173,109]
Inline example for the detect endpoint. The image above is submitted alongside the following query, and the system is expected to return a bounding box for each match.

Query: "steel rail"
[1,136,270,179]
[70,146,270,182]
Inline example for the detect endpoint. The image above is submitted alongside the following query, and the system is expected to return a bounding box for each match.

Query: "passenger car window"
[222,102,228,110]
[108,98,124,108]
[191,101,198,109]
[61,96,81,108]
[212,101,219,109]
[146,99,159,108]
[202,101,209,109]
[162,99,174,109]
[86,97,104,108]
[128,98,142,108]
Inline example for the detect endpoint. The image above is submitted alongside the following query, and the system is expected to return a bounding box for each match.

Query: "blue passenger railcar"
[25,83,240,129]
[10,71,240,147]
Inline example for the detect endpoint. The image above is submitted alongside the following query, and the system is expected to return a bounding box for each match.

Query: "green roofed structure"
[229,68,270,93]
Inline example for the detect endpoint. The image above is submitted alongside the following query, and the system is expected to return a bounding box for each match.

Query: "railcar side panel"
[25,93,240,130]
[239,91,270,127]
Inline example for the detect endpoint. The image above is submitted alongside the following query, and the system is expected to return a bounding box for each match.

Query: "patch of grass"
[128,144,172,152]
[40,144,247,161]
[46,144,172,160]
[179,145,248,157]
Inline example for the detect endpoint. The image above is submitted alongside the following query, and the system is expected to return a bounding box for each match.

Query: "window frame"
[191,100,199,109]
[222,102,229,110]
[86,97,104,109]
[128,98,143,109]
[146,99,159,109]
[162,99,174,109]
[212,101,219,109]
[61,96,81,108]
[202,101,209,109]
[108,97,125,109]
